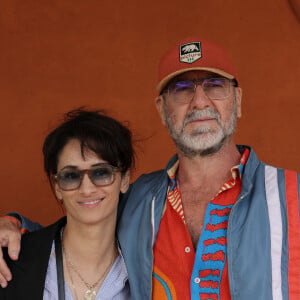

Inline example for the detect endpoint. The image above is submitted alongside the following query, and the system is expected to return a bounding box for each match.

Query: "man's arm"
[0,213,43,287]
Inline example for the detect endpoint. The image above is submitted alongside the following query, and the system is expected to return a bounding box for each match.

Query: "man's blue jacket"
[117,145,300,300]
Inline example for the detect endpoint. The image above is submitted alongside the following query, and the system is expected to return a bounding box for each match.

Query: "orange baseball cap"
[157,38,238,93]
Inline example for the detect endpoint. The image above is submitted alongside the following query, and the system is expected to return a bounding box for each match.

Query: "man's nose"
[189,84,212,110]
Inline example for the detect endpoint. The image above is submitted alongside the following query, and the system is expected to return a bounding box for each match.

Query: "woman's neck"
[61,218,118,299]
[62,218,118,270]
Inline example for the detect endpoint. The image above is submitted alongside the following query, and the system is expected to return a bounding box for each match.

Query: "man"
[0,38,299,300]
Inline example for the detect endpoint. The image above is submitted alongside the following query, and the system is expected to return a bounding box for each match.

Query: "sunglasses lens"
[90,166,114,186]
[57,170,81,190]
[55,164,116,191]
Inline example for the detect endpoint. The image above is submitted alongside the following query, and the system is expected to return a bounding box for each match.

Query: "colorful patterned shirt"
[152,149,249,300]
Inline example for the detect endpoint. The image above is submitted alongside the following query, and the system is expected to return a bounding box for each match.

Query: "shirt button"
[194,277,201,284]
[185,247,191,253]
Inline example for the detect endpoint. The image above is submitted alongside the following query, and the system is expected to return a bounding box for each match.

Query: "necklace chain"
[62,241,116,298]
[65,260,79,300]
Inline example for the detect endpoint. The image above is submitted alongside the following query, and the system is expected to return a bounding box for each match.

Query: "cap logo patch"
[179,42,202,64]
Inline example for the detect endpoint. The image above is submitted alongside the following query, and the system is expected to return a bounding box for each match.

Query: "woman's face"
[54,139,130,226]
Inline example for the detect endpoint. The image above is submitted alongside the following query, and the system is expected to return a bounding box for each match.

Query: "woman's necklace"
[62,242,116,300]
[65,261,79,300]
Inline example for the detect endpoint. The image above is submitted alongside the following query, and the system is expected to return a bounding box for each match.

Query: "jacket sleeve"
[6,212,43,232]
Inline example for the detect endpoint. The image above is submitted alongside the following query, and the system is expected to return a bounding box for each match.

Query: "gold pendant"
[84,289,97,300]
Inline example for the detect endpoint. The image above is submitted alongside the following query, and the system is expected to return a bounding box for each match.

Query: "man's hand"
[0,217,21,287]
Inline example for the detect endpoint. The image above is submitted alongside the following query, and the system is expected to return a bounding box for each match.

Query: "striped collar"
[167,148,250,182]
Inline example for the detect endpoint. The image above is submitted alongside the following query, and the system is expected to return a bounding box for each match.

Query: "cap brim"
[156,67,235,93]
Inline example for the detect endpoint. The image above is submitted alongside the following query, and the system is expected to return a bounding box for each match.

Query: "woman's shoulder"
[1,217,66,298]
[15,216,66,264]
[21,216,66,244]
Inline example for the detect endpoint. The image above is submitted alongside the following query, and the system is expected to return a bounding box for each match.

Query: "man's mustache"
[183,108,221,128]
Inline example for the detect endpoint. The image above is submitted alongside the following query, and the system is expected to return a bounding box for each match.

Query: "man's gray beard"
[164,103,237,158]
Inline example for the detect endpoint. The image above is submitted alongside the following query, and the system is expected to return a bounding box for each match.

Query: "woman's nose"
[78,173,97,195]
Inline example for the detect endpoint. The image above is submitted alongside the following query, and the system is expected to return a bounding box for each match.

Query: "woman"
[1,108,134,299]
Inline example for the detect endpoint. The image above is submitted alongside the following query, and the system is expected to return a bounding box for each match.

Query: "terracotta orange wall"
[0,0,299,224]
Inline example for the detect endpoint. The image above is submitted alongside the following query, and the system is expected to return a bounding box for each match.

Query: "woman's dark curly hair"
[43,108,135,186]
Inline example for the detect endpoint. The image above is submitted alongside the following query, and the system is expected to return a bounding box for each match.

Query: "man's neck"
[175,140,241,248]
[177,140,241,190]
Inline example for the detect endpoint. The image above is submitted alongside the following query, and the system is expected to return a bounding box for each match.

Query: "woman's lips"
[78,198,103,207]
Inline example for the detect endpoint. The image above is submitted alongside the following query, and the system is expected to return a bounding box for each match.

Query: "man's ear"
[120,170,130,194]
[235,87,242,118]
[155,95,166,126]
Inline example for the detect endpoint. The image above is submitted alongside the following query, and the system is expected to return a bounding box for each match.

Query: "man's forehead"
[173,70,223,81]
